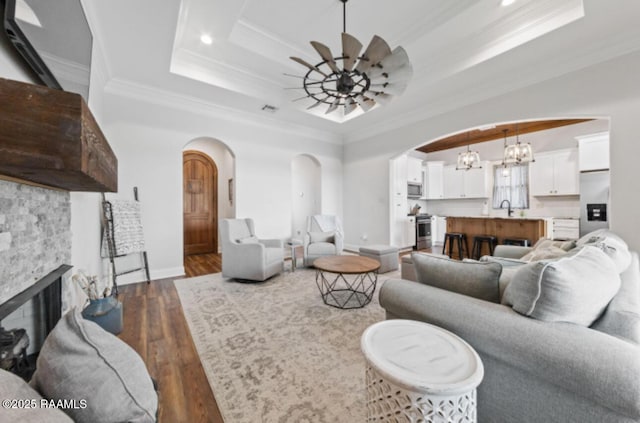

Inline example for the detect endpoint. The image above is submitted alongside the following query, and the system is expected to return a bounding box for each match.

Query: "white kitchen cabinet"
[425,161,444,200]
[465,166,490,198]
[546,218,580,240]
[443,165,464,198]
[390,156,411,248]
[392,155,408,198]
[442,163,490,199]
[407,156,423,183]
[577,132,609,171]
[530,148,579,196]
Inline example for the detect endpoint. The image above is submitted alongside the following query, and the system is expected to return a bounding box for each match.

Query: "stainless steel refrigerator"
[579,170,610,237]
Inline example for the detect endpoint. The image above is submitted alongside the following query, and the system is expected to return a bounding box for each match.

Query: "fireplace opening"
[0,264,71,379]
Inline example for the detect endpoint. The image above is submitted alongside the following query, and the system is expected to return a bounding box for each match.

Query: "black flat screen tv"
[3,0,92,101]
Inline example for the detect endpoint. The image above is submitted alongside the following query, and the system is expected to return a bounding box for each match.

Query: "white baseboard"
[115,266,186,286]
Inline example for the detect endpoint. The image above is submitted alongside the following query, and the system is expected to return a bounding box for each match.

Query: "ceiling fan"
[288,0,413,116]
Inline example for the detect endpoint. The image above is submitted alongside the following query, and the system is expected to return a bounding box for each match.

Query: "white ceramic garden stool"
[361,320,484,423]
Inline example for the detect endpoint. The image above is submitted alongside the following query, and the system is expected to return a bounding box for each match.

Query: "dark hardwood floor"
[118,252,224,423]
[117,248,429,422]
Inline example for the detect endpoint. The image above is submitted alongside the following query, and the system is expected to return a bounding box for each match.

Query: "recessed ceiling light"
[501,0,516,6]
[200,34,213,45]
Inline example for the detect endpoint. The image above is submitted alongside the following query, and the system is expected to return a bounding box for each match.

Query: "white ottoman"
[361,320,484,422]
[359,245,399,273]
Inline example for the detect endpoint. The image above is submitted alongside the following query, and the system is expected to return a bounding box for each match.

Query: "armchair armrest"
[379,279,640,420]
[493,245,532,259]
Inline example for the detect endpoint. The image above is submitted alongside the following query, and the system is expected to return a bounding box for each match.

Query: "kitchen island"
[446,216,546,258]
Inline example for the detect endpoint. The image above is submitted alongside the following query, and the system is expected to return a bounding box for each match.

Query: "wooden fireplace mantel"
[0,78,117,192]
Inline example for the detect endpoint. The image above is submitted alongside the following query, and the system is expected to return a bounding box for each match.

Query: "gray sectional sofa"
[380,230,640,423]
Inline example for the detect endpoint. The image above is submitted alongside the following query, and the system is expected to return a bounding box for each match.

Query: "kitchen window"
[493,164,529,209]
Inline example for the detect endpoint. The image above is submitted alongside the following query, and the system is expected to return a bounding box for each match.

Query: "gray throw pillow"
[30,309,157,422]
[309,231,335,243]
[502,246,622,326]
[0,369,73,422]
[591,252,640,344]
[412,252,502,303]
[576,229,632,273]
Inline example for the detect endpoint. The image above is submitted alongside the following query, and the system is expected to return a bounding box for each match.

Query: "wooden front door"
[183,151,217,255]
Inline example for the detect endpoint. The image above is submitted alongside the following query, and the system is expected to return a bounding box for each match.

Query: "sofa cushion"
[30,309,157,422]
[412,252,502,303]
[502,246,621,326]
[591,252,640,344]
[576,229,632,273]
[0,369,73,422]
[520,245,568,262]
[309,231,335,243]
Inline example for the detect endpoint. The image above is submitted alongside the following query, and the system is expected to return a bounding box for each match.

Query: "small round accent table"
[361,320,484,422]
[313,255,380,309]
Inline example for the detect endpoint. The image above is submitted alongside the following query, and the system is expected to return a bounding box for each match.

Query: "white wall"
[101,91,343,283]
[343,51,640,253]
[291,155,321,240]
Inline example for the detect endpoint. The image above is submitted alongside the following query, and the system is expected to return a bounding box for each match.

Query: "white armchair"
[303,215,344,266]
[220,218,284,281]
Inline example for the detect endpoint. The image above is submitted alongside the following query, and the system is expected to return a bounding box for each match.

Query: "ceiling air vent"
[261,104,278,113]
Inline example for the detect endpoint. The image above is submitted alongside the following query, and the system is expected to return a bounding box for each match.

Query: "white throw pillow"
[576,229,632,273]
[502,246,622,326]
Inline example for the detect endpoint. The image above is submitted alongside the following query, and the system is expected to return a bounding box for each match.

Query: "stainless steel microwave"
[408,182,423,198]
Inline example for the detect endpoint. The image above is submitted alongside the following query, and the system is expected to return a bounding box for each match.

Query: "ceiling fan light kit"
[288,0,413,116]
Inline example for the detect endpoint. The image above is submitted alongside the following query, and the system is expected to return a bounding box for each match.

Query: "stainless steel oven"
[415,214,432,250]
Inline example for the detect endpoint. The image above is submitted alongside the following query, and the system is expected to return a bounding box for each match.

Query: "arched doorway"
[291,154,322,239]
[183,150,218,255]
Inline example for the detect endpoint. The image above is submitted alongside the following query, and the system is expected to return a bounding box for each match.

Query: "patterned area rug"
[174,267,399,422]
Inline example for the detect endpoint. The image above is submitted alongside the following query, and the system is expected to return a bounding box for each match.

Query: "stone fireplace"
[0,179,72,354]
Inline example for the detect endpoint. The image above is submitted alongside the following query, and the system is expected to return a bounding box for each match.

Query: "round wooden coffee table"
[313,255,380,309]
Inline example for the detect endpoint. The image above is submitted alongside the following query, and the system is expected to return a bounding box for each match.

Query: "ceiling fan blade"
[342,33,362,71]
[366,47,411,78]
[325,97,341,114]
[369,64,413,84]
[365,91,393,106]
[290,56,328,78]
[356,95,376,112]
[370,81,408,96]
[310,41,341,74]
[293,94,313,102]
[344,98,358,115]
[307,100,323,110]
[355,35,392,73]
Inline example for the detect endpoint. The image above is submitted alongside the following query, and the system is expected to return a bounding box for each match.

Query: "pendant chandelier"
[500,129,511,177]
[503,124,535,164]
[456,133,482,171]
[288,0,413,116]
